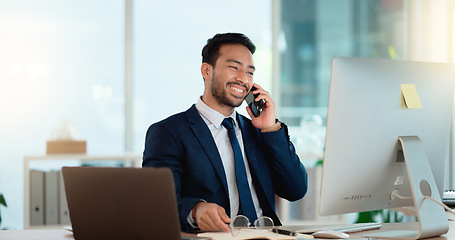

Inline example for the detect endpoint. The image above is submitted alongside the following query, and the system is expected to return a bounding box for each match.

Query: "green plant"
[356,209,405,223]
[0,193,6,228]
[356,210,383,223]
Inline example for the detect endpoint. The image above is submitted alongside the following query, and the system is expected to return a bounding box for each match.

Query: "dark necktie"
[221,117,257,222]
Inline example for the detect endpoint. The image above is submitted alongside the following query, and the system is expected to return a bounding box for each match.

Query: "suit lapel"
[186,105,229,196]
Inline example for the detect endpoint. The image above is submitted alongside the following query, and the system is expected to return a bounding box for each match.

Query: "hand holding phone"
[244,86,264,117]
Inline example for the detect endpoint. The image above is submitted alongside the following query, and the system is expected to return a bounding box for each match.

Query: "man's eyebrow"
[226,59,256,71]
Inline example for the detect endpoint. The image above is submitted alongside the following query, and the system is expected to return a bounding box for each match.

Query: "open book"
[197,229,314,240]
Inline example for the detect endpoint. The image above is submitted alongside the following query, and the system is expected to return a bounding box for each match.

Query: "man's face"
[208,44,255,108]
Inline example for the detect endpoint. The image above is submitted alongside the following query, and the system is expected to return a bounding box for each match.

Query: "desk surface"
[1,221,454,239]
[348,221,453,239]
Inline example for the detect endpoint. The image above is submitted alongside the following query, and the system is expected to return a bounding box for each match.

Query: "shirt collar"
[196,97,238,128]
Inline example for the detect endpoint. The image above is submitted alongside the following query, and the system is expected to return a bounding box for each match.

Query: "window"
[279,0,404,125]
[0,0,124,229]
[277,0,404,157]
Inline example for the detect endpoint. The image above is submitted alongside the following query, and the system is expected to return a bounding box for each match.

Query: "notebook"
[62,166,209,240]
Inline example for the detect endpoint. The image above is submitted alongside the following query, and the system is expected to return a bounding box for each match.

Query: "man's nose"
[236,71,248,84]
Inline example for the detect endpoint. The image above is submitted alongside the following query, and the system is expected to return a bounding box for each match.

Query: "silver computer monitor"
[319,57,455,239]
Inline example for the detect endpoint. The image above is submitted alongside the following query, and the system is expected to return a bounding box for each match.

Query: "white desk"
[1,222,454,239]
[299,221,455,239]
[348,221,455,239]
[0,229,73,240]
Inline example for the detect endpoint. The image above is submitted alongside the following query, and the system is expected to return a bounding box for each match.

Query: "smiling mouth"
[230,86,244,93]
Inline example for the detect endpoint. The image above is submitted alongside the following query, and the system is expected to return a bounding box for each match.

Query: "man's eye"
[229,66,238,70]
[247,72,254,76]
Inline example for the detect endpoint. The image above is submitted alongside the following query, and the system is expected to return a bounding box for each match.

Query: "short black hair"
[202,33,256,66]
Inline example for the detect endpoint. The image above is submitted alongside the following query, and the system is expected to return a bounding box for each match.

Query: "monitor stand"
[364,136,449,239]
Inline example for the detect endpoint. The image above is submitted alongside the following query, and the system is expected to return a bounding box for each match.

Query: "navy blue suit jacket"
[143,105,308,232]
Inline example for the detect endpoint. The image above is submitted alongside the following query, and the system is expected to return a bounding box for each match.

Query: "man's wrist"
[187,210,198,229]
[187,199,207,229]
[260,119,282,132]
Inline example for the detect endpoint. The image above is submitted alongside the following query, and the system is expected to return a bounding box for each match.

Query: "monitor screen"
[320,57,455,218]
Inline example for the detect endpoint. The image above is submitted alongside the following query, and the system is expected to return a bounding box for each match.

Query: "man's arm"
[246,84,308,201]
[143,122,232,232]
[261,122,308,201]
[142,123,202,232]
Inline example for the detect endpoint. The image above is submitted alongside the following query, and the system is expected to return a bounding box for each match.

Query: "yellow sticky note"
[401,84,422,109]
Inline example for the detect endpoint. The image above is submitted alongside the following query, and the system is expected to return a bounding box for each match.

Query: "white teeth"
[231,87,243,93]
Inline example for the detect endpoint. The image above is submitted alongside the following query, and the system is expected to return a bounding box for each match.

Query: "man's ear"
[201,62,212,81]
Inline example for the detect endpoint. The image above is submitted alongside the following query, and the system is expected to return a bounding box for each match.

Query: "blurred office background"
[0,0,454,229]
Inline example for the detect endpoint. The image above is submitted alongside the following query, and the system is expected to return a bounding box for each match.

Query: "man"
[143,33,307,233]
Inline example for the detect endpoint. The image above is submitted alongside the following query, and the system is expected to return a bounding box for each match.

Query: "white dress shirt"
[195,97,263,219]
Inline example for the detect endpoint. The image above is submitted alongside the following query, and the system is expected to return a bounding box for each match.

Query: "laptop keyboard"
[297,222,382,233]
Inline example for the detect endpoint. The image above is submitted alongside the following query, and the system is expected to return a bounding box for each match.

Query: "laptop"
[62,167,209,240]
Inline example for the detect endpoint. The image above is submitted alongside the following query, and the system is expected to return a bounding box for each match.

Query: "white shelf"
[24,154,142,161]
[24,154,142,230]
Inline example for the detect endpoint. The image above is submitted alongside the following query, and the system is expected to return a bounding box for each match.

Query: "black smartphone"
[244,86,264,117]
